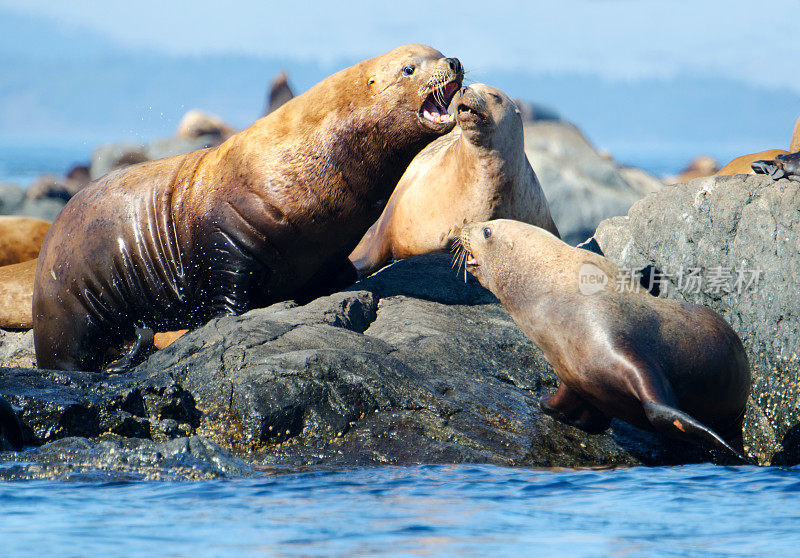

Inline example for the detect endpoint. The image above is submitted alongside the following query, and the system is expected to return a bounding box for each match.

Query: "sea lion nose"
[446,57,463,75]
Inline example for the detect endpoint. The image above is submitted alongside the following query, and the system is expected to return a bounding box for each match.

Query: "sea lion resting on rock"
[717,115,800,176]
[34,44,464,371]
[751,150,800,180]
[458,219,751,462]
[0,259,37,329]
[350,84,558,277]
[0,217,50,266]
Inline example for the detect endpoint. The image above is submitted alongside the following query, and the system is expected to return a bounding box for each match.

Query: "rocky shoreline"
[1,252,718,480]
[3,126,798,479]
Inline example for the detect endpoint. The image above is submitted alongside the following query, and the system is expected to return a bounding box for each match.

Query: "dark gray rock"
[595,174,800,465]
[1,253,720,477]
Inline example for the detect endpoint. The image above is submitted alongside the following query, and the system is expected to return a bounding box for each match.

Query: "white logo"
[578,263,609,295]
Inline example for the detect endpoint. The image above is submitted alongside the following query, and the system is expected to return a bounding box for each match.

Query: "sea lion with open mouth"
[34,44,464,371]
[350,84,558,277]
[457,219,752,463]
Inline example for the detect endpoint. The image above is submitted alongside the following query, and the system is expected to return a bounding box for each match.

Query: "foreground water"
[2,463,799,556]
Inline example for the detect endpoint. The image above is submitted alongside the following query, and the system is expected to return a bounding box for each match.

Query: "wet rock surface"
[0,253,716,479]
[595,174,800,465]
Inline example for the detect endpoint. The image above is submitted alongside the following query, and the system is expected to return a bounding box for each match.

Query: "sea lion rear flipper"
[540,382,611,434]
[751,159,785,180]
[642,400,751,464]
[0,395,24,449]
[105,327,155,373]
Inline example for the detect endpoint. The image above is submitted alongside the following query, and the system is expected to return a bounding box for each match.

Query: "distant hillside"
[1,7,799,171]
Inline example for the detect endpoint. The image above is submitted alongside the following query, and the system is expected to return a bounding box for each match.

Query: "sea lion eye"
[402,65,415,76]
[483,227,492,239]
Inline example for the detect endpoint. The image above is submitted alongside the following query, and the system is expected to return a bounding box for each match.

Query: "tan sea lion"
[458,219,751,462]
[718,114,800,176]
[175,109,235,141]
[667,155,719,184]
[718,149,788,176]
[34,44,464,372]
[0,217,50,266]
[350,83,559,277]
[0,259,37,329]
[790,115,800,153]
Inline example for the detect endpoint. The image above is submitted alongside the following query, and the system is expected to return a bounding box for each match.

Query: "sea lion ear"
[367,77,376,86]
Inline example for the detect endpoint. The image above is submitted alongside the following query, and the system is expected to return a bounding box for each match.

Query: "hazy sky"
[4,0,800,92]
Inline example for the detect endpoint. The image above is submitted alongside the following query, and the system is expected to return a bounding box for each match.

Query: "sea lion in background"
[751,150,800,180]
[458,219,751,462]
[717,114,800,176]
[265,71,295,115]
[791,115,800,153]
[0,217,50,266]
[0,259,37,329]
[34,44,464,372]
[350,84,559,277]
[0,394,24,449]
[666,155,719,183]
[175,109,235,142]
[718,149,788,176]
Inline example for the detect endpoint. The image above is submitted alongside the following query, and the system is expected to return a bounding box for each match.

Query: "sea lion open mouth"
[465,254,479,270]
[419,80,460,126]
[457,101,487,124]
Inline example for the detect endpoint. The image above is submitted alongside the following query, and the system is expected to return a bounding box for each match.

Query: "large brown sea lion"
[34,44,464,371]
[458,219,751,462]
[0,217,50,266]
[349,84,558,277]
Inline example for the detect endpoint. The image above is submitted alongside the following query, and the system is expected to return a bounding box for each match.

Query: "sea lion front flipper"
[0,395,24,449]
[540,382,611,434]
[642,400,751,464]
[105,327,155,373]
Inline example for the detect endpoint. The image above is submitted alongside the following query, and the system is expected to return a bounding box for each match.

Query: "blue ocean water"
[2,463,799,557]
[0,141,93,186]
